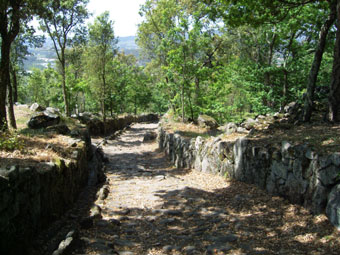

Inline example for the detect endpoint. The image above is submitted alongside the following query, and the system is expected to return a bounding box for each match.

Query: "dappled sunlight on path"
[71,123,339,255]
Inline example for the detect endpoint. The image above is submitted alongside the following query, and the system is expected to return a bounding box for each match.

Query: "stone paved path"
[70,123,339,255]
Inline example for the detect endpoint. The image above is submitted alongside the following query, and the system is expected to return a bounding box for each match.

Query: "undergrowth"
[0,131,24,151]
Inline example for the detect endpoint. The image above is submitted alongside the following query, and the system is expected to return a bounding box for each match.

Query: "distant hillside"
[23,36,143,71]
[118,36,138,50]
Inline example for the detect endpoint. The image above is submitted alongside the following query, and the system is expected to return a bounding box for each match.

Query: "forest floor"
[68,122,339,255]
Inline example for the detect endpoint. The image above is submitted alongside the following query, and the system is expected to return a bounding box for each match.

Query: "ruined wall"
[85,114,159,136]
[0,114,159,254]
[0,136,103,255]
[158,127,340,230]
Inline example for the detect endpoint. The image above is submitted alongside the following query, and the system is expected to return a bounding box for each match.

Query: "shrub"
[0,131,24,151]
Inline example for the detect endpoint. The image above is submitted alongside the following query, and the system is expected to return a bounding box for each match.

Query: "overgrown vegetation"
[0,130,23,151]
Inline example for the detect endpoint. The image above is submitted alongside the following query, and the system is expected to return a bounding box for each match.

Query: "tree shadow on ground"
[74,177,340,255]
[73,143,340,255]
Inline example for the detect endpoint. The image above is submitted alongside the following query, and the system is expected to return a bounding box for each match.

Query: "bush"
[0,131,24,151]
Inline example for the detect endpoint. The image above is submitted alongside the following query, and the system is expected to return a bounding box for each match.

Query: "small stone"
[124,228,135,235]
[109,218,121,226]
[183,245,196,254]
[95,219,110,228]
[194,226,209,233]
[97,186,110,200]
[146,216,157,222]
[160,218,176,224]
[90,205,102,218]
[206,244,232,254]
[331,152,340,166]
[120,208,131,215]
[114,239,136,247]
[118,251,134,255]
[162,245,174,252]
[143,132,158,142]
[164,210,183,216]
[207,233,238,243]
[71,151,79,159]
[117,216,130,221]
[52,237,73,255]
[218,223,229,229]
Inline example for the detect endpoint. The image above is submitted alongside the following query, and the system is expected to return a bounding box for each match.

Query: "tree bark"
[303,0,337,122]
[328,1,340,122]
[61,50,70,116]
[0,38,11,130]
[7,76,17,129]
[10,64,18,103]
[181,83,185,122]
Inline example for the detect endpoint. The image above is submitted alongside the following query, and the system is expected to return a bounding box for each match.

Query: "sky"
[87,0,146,37]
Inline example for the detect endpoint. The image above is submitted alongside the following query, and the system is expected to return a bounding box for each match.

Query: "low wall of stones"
[158,127,340,230]
[0,133,103,254]
[83,113,159,136]
[0,114,158,254]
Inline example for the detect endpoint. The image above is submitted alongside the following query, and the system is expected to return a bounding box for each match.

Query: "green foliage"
[25,66,62,107]
[6,0,337,127]
[0,130,23,151]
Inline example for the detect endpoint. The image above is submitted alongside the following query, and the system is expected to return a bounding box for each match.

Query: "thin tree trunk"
[283,69,288,107]
[10,64,18,103]
[303,0,337,121]
[194,77,201,108]
[0,38,11,130]
[101,68,107,123]
[7,77,16,129]
[181,83,185,122]
[187,90,194,121]
[328,1,340,122]
[61,51,70,116]
[134,95,137,116]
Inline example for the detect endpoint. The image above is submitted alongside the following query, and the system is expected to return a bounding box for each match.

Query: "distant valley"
[23,36,142,70]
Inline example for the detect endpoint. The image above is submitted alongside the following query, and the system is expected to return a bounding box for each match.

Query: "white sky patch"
[87,0,146,37]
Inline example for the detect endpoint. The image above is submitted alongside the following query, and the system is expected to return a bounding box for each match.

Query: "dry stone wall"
[82,113,159,136]
[158,127,340,230]
[0,135,103,255]
[0,114,159,254]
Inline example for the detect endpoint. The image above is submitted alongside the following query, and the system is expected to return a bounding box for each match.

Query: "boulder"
[45,107,60,115]
[138,113,159,122]
[225,122,237,135]
[242,118,257,130]
[284,101,300,116]
[143,131,157,142]
[27,111,60,129]
[77,112,93,124]
[197,115,218,130]
[46,124,70,135]
[30,103,45,112]
[326,184,340,230]
[236,127,247,133]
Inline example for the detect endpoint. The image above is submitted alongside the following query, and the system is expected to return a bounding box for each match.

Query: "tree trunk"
[181,83,185,122]
[10,64,18,103]
[0,38,11,130]
[7,77,17,129]
[187,90,194,121]
[328,1,340,122]
[101,69,106,123]
[283,68,288,107]
[134,95,137,116]
[194,77,201,108]
[61,51,70,116]
[303,0,337,122]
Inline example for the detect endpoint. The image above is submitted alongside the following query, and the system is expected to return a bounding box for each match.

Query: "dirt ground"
[69,123,340,255]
